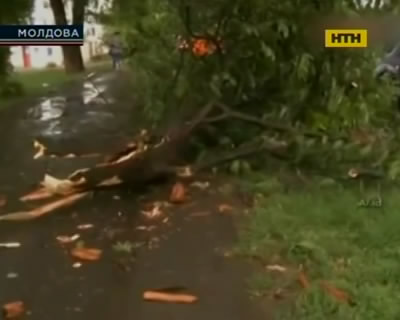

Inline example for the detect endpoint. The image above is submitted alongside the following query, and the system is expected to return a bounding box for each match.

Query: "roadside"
[0,71,270,320]
[1,60,111,109]
[237,172,400,319]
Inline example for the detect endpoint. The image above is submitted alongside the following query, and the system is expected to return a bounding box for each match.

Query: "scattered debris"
[75,240,85,248]
[148,237,160,249]
[136,225,156,231]
[103,228,124,239]
[223,250,234,257]
[0,192,89,221]
[6,273,18,279]
[97,175,123,187]
[273,288,285,300]
[72,262,82,268]
[56,234,80,244]
[266,265,287,273]
[41,174,85,195]
[77,224,94,230]
[112,241,138,253]
[176,166,193,177]
[33,140,46,159]
[320,281,355,305]
[218,184,234,195]
[113,195,121,200]
[348,168,359,178]
[297,271,355,305]
[0,195,6,207]
[298,271,310,289]
[142,203,163,219]
[68,168,90,181]
[64,153,76,158]
[71,247,102,261]
[19,188,54,202]
[169,182,186,204]
[143,288,198,303]
[190,181,210,190]
[218,204,233,213]
[2,301,25,319]
[0,242,21,248]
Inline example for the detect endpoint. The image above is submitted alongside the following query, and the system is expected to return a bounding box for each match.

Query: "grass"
[238,172,400,320]
[1,60,111,107]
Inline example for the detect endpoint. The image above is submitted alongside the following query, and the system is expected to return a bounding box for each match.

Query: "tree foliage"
[108,0,400,178]
[0,0,33,96]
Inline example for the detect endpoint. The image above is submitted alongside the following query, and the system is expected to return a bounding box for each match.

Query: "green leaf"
[241,161,252,173]
[296,53,312,80]
[222,72,237,86]
[319,177,337,186]
[219,136,232,146]
[388,160,400,180]
[277,20,289,38]
[230,160,241,175]
[360,144,373,156]
[261,42,275,61]
[333,140,344,149]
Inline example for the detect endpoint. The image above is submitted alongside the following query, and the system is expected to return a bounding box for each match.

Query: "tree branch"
[193,139,290,172]
[211,102,348,141]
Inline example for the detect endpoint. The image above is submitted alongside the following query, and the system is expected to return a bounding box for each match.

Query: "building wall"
[10,0,107,69]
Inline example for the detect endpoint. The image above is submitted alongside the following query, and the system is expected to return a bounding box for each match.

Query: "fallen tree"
[2,95,399,222]
[0,101,287,221]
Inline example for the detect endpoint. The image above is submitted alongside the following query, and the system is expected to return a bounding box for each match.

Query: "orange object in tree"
[192,38,217,57]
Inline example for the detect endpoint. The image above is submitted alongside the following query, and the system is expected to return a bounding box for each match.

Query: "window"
[47,48,52,56]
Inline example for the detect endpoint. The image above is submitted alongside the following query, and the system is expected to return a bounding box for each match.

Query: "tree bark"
[49,0,86,74]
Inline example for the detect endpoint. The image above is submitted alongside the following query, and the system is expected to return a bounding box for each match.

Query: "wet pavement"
[0,71,268,320]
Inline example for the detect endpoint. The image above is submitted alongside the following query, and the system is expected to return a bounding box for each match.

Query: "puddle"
[21,73,130,140]
[82,81,108,104]
[28,97,66,121]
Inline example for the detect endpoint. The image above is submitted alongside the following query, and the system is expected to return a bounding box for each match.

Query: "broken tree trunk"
[55,102,215,191]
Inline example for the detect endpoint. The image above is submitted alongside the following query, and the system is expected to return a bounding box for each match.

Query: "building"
[9,0,108,69]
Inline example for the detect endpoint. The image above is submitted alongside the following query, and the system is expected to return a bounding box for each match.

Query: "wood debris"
[143,289,198,304]
[0,192,89,221]
[56,234,80,244]
[169,182,186,204]
[2,301,25,319]
[71,247,102,261]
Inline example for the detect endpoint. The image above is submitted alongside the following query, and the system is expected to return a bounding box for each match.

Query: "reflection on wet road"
[21,73,129,140]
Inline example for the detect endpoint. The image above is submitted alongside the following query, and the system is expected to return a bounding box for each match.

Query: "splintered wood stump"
[66,103,215,191]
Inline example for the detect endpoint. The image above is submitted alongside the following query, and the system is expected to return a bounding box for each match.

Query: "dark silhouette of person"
[109,32,123,70]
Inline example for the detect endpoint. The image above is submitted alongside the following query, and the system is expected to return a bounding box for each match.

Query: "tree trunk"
[49,0,86,74]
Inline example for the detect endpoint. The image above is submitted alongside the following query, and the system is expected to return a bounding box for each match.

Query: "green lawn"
[1,61,111,107]
[238,172,400,320]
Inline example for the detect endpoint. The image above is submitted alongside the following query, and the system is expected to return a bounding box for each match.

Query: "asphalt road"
[0,71,269,320]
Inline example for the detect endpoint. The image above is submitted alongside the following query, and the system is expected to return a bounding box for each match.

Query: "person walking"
[109,32,123,71]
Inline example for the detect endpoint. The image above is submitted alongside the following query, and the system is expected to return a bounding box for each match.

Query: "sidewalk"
[0,72,269,320]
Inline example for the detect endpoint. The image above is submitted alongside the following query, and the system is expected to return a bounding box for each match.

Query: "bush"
[0,79,24,98]
[107,0,400,178]
[46,62,58,69]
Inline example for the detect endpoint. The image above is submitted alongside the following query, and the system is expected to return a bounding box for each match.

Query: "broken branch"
[143,291,198,303]
[0,192,89,221]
